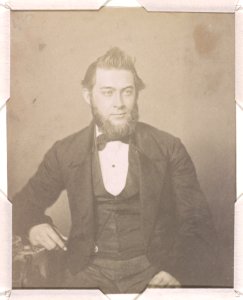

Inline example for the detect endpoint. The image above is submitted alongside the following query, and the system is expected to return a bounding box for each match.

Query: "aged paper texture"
[0,1,240,299]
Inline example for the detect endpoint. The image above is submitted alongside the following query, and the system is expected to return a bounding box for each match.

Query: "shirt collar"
[95,125,102,137]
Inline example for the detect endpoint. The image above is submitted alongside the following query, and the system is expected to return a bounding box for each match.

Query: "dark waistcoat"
[91,145,146,260]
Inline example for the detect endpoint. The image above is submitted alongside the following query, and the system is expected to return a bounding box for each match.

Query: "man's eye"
[102,90,113,96]
[123,89,133,96]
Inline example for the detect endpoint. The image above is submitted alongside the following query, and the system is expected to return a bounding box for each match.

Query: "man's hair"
[82,47,145,93]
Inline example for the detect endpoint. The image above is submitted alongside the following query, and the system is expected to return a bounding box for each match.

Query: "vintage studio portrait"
[9,9,235,293]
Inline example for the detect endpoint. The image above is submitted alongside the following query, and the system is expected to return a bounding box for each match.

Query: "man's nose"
[113,92,124,108]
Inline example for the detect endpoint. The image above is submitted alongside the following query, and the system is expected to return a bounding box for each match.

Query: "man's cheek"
[99,109,110,119]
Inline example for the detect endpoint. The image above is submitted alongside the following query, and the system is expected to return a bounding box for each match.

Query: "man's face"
[88,68,139,138]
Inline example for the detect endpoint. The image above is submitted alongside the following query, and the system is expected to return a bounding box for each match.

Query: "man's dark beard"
[91,102,139,139]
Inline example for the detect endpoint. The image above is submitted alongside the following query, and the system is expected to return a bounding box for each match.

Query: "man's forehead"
[94,67,135,88]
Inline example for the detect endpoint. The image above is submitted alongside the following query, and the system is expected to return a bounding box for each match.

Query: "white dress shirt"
[96,127,129,196]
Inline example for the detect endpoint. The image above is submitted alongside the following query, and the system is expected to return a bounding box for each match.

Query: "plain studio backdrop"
[8,8,235,287]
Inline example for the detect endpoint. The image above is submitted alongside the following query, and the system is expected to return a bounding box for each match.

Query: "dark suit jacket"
[13,122,218,286]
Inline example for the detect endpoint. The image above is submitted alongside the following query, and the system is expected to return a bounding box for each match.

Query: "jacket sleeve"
[166,137,219,286]
[12,142,65,240]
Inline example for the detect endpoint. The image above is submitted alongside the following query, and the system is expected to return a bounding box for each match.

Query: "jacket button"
[94,245,99,253]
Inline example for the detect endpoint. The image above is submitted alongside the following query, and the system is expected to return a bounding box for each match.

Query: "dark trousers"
[63,255,159,294]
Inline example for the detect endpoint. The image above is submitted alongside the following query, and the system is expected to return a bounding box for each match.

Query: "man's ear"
[82,88,91,105]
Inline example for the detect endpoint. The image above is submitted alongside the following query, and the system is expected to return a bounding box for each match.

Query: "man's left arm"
[149,137,219,287]
[168,138,219,286]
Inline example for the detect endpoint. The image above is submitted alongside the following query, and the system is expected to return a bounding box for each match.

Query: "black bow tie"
[96,134,130,151]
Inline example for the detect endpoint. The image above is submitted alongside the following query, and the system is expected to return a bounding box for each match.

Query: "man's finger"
[38,235,57,250]
[148,277,166,287]
[148,271,181,288]
[169,279,181,287]
[46,226,67,250]
[30,238,38,246]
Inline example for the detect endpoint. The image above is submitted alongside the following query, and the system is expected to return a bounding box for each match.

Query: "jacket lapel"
[133,125,168,247]
[66,123,95,239]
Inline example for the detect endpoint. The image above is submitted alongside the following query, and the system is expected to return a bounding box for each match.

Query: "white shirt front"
[96,127,129,196]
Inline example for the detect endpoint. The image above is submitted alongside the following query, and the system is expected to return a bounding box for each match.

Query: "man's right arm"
[12,141,65,243]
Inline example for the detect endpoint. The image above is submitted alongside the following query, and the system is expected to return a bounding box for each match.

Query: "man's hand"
[29,223,67,251]
[148,271,181,288]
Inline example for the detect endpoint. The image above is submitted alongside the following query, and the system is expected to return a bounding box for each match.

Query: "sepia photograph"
[8,8,235,294]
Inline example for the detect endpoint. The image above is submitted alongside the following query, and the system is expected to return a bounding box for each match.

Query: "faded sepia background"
[8,9,235,287]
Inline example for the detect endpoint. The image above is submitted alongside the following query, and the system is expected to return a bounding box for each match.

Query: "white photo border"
[0,0,242,299]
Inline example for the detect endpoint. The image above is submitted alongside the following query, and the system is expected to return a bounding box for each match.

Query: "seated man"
[12,47,218,293]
